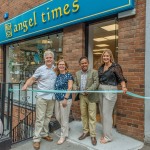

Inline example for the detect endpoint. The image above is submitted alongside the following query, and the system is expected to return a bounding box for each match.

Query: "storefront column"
[117,0,145,141]
[145,0,150,144]
[63,23,85,120]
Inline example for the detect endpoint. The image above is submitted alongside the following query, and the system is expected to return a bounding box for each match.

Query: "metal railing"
[12,111,35,143]
[0,82,74,147]
[0,82,36,145]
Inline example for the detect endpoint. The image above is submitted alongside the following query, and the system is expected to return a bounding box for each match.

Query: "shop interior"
[6,33,63,83]
[88,19,118,70]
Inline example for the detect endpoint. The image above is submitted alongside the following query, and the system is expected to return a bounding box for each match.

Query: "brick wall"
[63,24,85,120]
[117,0,146,140]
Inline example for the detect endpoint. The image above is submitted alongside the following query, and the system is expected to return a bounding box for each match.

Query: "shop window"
[6,33,63,83]
[6,33,63,104]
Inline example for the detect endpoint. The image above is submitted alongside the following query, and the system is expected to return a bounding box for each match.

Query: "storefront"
[0,0,148,142]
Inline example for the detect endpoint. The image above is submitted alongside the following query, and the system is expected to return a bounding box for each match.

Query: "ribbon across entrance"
[9,89,150,99]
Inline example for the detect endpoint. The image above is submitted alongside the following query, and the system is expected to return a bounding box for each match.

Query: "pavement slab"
[11,121,144,150]
[55,121,144,150]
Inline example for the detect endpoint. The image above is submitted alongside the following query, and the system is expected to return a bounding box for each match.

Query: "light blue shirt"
[33,64,56,100]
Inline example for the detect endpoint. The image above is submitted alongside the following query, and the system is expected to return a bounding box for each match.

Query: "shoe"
[91,137,97,146]
[33,142,40,150]
[57,137,66,145]
[42,136,53,141]
[78,132,90,140]
[100,136,112,144]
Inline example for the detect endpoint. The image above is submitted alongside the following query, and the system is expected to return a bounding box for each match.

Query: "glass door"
[88,19,118,70]
[88,19,118,125]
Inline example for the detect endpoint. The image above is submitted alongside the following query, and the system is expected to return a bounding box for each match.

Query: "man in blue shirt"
[22,50,56,150]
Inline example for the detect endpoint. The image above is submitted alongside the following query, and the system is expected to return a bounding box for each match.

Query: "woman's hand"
[62,99,67,107]
[122,87,127,94]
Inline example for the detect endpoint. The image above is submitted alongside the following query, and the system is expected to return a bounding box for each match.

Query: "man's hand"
[22,85,28,91]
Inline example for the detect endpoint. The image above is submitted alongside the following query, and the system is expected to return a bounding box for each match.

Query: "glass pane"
[6,33,63,83]
[88,19,118,70]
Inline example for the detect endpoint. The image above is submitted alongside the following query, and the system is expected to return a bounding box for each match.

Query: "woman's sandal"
[57,137,66,145]
[100,136,112,144]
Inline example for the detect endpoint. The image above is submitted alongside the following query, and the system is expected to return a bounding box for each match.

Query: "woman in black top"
[98,49,127,144]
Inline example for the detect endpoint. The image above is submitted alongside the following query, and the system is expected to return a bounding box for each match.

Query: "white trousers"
[55,99,72,138]
[99,84,117,140]
[33,97,55,142]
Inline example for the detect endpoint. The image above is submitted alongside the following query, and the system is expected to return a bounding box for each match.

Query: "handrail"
[12,111,35,144]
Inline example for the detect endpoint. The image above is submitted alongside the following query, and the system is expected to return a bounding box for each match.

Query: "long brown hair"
[55,59,69,75]
[100,49,115,65]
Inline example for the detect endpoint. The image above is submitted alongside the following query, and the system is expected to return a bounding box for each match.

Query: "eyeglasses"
[58,64,65,66]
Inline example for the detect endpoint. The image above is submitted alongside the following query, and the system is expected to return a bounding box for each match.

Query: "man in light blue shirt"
[22,50,56,150]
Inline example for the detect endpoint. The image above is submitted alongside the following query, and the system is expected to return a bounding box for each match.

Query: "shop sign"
[0,0,134,44]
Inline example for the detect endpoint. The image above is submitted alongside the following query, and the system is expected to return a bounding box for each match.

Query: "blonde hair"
[55,59,69,75]
[100,49,115,65]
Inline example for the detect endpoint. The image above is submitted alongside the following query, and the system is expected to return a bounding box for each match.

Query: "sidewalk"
[11,121,144,150]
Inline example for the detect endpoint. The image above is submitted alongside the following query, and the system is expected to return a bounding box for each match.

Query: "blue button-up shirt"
[55,73,73,101]
[32,65,57,100]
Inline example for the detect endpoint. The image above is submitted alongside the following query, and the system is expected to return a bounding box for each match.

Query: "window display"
[6,33,63,83]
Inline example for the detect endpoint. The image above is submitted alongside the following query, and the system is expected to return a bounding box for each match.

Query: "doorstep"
[54,121,144,150]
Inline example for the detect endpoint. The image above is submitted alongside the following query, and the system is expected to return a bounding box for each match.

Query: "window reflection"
[6,33,63,83]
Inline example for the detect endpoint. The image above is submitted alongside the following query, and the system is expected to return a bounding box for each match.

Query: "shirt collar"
[45,64,55,69]
[81,69,89,74]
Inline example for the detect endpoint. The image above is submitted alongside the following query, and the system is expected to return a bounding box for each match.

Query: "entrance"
[88,19,118,125]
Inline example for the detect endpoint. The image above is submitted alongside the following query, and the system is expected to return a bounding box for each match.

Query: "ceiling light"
[93,37,107,42]
[101,24,118,31]
[93,53,102,55]
[105,35,118,40]
[96,44,109,47]
[93,48,110,51]
[93,49,105,52]
[42,40,48,44]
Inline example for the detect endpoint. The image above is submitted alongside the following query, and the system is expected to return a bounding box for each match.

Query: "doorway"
[88,19,118,125]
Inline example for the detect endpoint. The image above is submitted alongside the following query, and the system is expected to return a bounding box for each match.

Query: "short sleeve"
[67,73,74,81]
[32,67,41,79]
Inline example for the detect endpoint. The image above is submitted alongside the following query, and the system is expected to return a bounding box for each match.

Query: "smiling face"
[80,58,89,72]
[44,54,54,67]
[58,60,66,72]
[102,52,111,64]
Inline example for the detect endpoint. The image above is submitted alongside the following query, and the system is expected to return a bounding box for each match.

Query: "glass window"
[6,33,63,83]
[88,19,118,70]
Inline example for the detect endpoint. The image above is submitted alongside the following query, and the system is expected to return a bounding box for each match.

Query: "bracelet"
[64,97,68,100]
[122,87,126,89]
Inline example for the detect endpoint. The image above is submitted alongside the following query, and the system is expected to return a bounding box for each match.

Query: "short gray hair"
[44,50,54,58]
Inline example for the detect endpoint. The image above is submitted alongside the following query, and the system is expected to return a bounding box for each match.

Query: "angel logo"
[5,23,13,38]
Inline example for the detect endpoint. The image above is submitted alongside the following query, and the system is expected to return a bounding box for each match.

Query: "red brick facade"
[117,0,146,140]
[0,0,146,141]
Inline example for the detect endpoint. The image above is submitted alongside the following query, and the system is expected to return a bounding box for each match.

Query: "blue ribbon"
[9,89,150,99]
